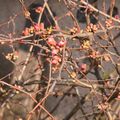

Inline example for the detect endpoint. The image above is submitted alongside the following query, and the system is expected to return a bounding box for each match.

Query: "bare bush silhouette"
[0,0,120,120]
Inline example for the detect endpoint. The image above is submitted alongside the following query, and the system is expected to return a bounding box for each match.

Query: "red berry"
[22,28,30,36]
[47,37,56,46]
[52,49,58,56]
[35,7,43,13]
[52,59,58,65]
[34,23,40,31]
[115,15,119,19]
[40,23,45,31]
[58,40,66,47]
[19,39,25,44]
[80,64,87,73]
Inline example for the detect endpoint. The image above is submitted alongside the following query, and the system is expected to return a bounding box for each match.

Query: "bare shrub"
[0,0,120,120]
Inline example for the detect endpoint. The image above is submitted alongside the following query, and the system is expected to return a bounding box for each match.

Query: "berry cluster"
[46,36,66,71]
[5,51,19,61]
[81,40,91,49]
[105,19,113,28]
[89,51,99,59]
[114,15,119,19]
[70,27,79,35]
[22,23,45,36]
[86,23,99,32]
